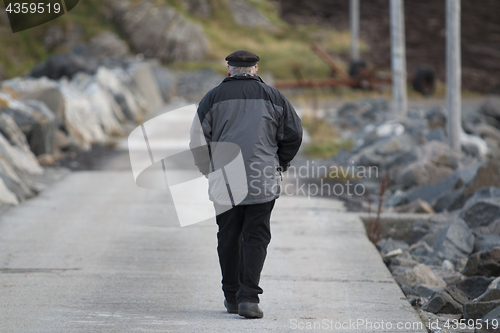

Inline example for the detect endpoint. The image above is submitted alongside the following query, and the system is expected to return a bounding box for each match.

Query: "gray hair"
[228,65,258,76]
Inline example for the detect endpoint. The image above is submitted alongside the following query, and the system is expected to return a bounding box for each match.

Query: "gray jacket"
[190,75,302,205]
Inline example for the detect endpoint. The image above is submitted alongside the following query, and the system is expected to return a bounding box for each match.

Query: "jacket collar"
[222,75,264,83]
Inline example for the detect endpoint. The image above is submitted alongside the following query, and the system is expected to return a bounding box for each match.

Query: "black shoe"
[224,299,238,314]
[238,302,263,319]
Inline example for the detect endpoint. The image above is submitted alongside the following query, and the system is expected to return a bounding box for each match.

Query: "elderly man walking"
[190,50,302,318]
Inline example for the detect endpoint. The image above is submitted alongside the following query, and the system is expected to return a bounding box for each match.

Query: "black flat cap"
[225,50,260,67]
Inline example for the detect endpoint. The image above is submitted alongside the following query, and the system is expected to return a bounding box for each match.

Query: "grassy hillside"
[0,0,356,81]
[167,0,358,79]
[0,0,119,78]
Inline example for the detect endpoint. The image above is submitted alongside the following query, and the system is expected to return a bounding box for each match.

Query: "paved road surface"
[0,104,426,332]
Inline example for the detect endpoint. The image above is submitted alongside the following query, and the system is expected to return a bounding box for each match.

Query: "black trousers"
[215,200,276,304]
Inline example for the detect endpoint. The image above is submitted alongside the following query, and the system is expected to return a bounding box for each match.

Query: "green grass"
[0,0,117,78]
[301,114,354,159]
[0,0,354,81]
[168,0,352,80]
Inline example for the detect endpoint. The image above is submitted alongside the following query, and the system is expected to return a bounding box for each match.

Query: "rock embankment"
[326,98,500,215]
[314,98,500,331]
[0,52,170,207]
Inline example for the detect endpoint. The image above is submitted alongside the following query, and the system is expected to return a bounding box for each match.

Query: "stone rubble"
[0,44,196,207]
[324,98,500,330]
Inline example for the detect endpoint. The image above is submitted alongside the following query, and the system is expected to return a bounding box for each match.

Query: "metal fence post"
[446,0,462,152]
[390,0,408,115]
[350,0,360,61]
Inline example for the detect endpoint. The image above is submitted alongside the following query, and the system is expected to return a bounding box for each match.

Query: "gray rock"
[58,80,108,151]
[410,241,435,261]
[421,286,470,314]
[433,218,475,261]
[0,108,43,177]
[0,90,57,156]
[461,131,489,157]
[110,0,209,62]
[456,276,496,299]
[430,266,465,286]
[227,0,277,30]
[489,219,500,236]
[476,277,500,302]
[413,285,444,298]
[393,199,435,214]
[127,62,164,111]
[336,103,366,128]
[480,96,500,121]
[376,238,409,255]
[30,53,98,80]
[335,99,390,130]
[443,259,455,269]
[396,160,454,189]
[355,135,417,171]
[474,123,500,143]
[461,198,500,229]
[461,159,500,200]
[390,265,413,276]
[0,113,31,153]
[467,187,500,202]
[2,77,66,121]
[476,306,500,333]
[422,140,463,169]
[400,284,417,297]
[400,117,429,144]
[426,127,447,143]
[375,134,415,156]
[400,219,432,246]
[417,213,458,251]
[408,295,430,307]
[0,133,39,200]
[474,235,500,253]
[0,177,18,205]
[71,73,125,137]
[0,167,34,202]
[425,106,447,129]
[95,66,147,123]
[183,0,211,17]
[87,31,130,59]
[462,140,481,158]
[356,149,386,169]
[374,119,405,138]
[406,162,483,209]
[23,100,56,156]
[463,301,500,321]
[176,70,225,102]
[433,189,465,213]
[389,252,419,270]
[53,129,72,151]
[355,138,394,169]
[152,66,176,102]
[395,264,447,288]
[462,247,500,277]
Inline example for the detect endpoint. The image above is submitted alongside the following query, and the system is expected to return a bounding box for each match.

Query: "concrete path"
[0,105,426,332]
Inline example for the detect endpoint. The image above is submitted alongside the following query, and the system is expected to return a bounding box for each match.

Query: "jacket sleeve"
[189,93,213,175]
[277,96,302,169]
